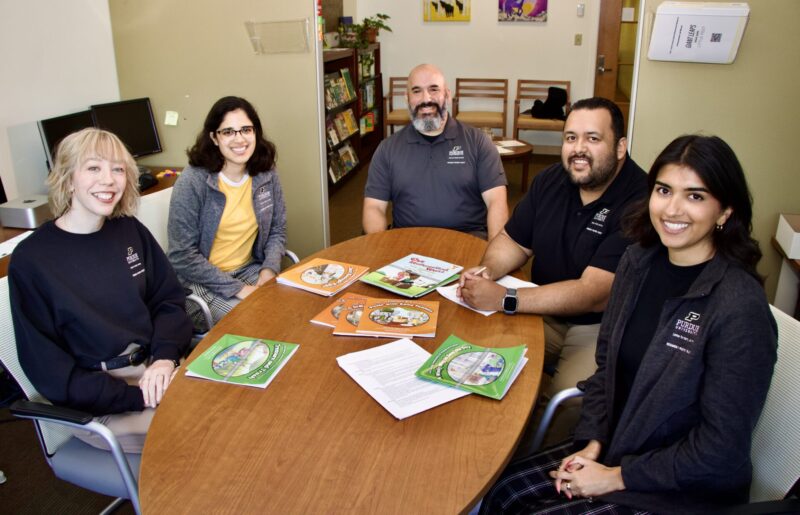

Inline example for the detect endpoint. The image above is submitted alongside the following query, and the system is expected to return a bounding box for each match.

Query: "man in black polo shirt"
[362,63,508,240]
[459,97,648,420]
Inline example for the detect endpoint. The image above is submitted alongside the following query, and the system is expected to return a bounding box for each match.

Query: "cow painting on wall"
[424,0,471,22]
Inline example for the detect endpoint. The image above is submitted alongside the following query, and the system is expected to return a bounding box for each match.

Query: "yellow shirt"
[208,174,258,272]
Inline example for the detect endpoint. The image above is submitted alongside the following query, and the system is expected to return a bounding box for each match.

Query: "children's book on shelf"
[332,296,370,336]
[338,143,359,171]
[354,298,439,338]
[360,253,462,298]
[328,154,347,184]
[277,257,368,296]
[333,114,349,140]
[312,292,369,328]
[326,119,340,148]
[185,334,298,389]
[340,68,356,100]
[359,111,375,136]
[415,334,528,400]
[337,338,470,419]
[342,109,359,135]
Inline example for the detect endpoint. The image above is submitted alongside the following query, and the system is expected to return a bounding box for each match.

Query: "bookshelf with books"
[323,44,384,189]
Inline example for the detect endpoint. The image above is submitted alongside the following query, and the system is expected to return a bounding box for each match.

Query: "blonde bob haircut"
[47,128,140,218]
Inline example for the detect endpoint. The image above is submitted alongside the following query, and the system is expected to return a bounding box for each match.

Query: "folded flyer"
[185,334,298,389]
[277,258,369,296]
[360,253,462,298]
[416,334,527,400]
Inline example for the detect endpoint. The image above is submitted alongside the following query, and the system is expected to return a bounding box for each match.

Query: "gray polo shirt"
[364,116,507,234]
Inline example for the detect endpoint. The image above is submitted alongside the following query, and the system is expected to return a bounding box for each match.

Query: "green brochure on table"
[185,334,298,389]
[360,253,462,298]
[415,334,528,400]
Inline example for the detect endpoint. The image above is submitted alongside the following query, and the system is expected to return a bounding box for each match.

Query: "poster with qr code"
[648,2,750,64]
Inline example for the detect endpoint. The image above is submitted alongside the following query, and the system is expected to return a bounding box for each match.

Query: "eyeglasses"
[215,125,255,138]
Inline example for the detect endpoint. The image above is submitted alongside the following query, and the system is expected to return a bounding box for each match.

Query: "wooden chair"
[453,78,508,133]
[513,79,571,141]
[383,76,408,137]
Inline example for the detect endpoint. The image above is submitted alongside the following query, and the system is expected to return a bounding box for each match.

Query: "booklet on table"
[437,275,538,316]
[185,334,298,389]
[277,257,369,296]
[360,253,462,298]
[416,334,527,400]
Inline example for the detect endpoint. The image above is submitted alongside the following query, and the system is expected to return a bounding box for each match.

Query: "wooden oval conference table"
[140,227,545,514]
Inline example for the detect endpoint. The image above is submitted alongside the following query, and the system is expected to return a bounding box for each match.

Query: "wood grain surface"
[140,227,544,514]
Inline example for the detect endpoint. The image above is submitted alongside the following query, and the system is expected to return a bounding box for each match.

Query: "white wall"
[351,0,600,146]
[0,0,120,199]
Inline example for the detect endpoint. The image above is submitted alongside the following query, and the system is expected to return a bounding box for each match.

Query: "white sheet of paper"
[0,230,33,259]
[436,275,538,316]
[495,146,513,154]
[497,140,525,147]
[337,338,470,419]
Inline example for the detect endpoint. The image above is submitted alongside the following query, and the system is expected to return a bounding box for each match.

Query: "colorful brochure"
[360,253,462,298]
[337,338,470,419]
[185,334,298,389]
[310,293,369,328]
[416,334,528,400]
[332,296,371,336]
[354,298,439,338]
[277,257,369,296]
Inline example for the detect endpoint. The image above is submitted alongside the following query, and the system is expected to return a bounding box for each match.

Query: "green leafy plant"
[339,13,392,49]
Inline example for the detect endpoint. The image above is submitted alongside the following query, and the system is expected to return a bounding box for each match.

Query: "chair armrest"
[10,399,93,425]
[711,499,800,514]
[284,249,300,265]
[529,386,585,452]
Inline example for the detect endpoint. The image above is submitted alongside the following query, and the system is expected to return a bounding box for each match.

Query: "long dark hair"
[187,96,277,175]
[625,135,763,283]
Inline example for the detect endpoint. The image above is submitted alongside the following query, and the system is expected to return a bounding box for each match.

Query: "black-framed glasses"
[216,126,255,138]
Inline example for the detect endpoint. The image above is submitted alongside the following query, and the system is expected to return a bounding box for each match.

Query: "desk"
[140,227,545,514]
[494,137,534,192]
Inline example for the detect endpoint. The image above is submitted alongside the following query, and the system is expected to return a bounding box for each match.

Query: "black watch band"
[503,288,518,315]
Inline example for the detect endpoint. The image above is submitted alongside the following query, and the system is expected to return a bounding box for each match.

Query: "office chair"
[0,277,142,515]
[530,305,800,511]
[135,185,300,337]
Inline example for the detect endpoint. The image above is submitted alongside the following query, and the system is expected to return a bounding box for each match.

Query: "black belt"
[89,346,149,371]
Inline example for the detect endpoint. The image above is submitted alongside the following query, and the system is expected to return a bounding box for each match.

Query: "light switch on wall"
[577,3,585,17]
[164,111,179,126]
[574,33,583,46]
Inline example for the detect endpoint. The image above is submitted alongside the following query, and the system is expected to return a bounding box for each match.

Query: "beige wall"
[0,0,119,199]
[109,0,327,257]
[352,0,601,148]
[631,0,800,300]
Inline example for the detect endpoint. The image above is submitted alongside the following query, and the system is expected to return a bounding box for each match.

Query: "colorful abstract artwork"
[498,0,548,22]
[424,0,471,22]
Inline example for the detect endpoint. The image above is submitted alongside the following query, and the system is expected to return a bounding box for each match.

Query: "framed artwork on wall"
[499,0,547,22]
[424,0,471,22]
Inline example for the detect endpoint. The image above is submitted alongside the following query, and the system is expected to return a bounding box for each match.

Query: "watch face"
[503,295,517,313]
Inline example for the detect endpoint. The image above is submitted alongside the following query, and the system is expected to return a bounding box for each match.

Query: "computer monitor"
[37,110,95,169]
[90,97,162,158]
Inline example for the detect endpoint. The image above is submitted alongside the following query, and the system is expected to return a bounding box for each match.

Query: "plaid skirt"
[478,441,651,515]
[184,261,262,331]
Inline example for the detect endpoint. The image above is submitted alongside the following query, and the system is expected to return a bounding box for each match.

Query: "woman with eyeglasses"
[168,96,287,328]
[479,135,776,514]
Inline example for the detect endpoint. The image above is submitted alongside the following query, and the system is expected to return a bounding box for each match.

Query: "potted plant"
[339,13,392,49]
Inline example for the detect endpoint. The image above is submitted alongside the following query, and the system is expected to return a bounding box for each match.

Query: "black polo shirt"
[364,116,507,234]
[505,155,648,324]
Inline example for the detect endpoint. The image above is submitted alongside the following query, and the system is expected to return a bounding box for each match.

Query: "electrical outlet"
[164,111,179,126]
[574,33,583,46]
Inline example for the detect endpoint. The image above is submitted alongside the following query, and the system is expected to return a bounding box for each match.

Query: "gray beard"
[412,115,443,133]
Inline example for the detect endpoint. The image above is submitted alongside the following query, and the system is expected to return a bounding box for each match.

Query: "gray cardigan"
[575,244,777,513]
[167,165,287,298]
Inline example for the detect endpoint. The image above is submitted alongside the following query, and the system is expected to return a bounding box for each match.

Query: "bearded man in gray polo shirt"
[362,64,508,240]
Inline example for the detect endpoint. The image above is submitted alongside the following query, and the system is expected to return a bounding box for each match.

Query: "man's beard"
[410,101,446,133]
[563,151,619,190]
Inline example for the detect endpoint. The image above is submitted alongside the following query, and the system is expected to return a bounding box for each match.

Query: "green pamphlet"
[360,253,462,298]
[185,334,298,389]
[415,334,527,400]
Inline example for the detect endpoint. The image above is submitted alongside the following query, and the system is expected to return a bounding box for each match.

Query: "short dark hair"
[187,96,277,175]
[568,97,625,144]
[625,134,763,283]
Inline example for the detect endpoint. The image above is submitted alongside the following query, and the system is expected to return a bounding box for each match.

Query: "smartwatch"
[502,288,518,315]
